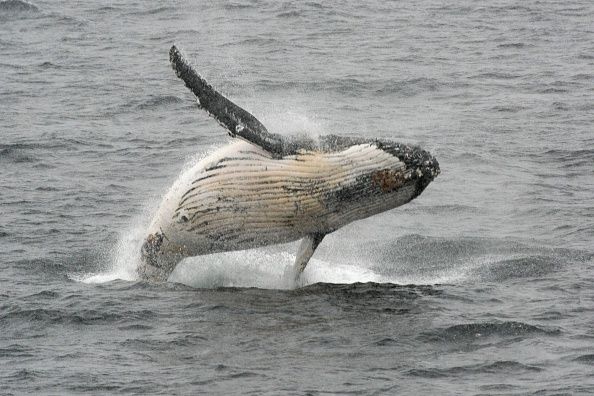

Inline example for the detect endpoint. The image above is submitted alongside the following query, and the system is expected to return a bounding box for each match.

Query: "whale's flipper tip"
[169,44,290,157]
[169,45,183,75]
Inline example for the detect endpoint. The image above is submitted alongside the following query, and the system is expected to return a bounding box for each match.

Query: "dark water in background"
[1,0,594,394]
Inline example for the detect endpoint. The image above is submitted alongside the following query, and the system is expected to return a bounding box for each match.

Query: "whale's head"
[137,231,186,282]
[371,141,440,200]
[322,140,439,226]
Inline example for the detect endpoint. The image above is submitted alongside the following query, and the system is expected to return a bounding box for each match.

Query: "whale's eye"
[180,215,189,223]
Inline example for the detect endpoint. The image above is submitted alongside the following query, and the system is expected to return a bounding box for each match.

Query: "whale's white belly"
[147,140,409,255]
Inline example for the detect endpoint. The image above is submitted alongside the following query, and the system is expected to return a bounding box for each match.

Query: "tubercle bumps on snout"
[421,157,440,179]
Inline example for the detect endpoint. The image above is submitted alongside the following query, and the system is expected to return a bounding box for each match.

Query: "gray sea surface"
[1,0,594,394]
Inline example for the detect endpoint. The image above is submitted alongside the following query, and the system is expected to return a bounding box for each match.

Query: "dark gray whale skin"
[137,46,440,283]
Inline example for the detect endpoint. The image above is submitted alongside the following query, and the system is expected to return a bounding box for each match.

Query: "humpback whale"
[137,45,440,283]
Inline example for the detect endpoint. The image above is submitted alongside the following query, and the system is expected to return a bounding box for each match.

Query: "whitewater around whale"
[137,45,440,283]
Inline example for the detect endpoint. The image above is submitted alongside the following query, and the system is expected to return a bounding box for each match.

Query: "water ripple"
[421,321,561,343]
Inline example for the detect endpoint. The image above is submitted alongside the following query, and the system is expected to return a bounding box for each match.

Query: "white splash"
[72,212,150,284]
[168,248,391,289]
[71,148,219,285]
[261,106,327,139]
[166,246,481,289]
[72,230,491,289]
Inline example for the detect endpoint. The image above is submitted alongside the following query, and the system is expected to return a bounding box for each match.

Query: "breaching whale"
[137,45,440,283]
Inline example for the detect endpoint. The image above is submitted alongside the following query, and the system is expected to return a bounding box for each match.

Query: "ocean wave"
[0,150,35,163]
[373,234,593,284]
[12,257,66,274]
[253,77,446,97]
[121,334,208,350]
[0,0,38,14]
[296,281,438,298]
[0,344,34,358]
[541,148,594,170]
[95,5,118,12]
[491,105,527,113]
[305,2,324,9]
[0,143,37,163]
[277,10,302,18]
[571,73,593,81]
[375,77,442,96]
[497,42,528,49]
[552,101,569,111]
[37,61,63,70]
[222,2,255,10]
[557,7,589,16]
[420,321,561,343]
[406,204,481,215]
[135,95,183,110]
[7,368,39,381]
[574,354,594,364]
[408,360,542,378]
[476,255,560,281]
[222,37,281,47]
[21,290,59,300]
[126,6,174,16]
[471,72,523,80]
[538,87,568,94]
[0,307,156,325]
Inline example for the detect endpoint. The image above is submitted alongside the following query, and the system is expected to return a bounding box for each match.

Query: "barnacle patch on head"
[371,169,407,193]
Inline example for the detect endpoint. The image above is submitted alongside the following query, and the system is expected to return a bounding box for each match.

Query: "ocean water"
[1,0,594,394]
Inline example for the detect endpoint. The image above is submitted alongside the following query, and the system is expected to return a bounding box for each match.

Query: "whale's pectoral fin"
[293,233,325,281]
[169,45,286,157]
